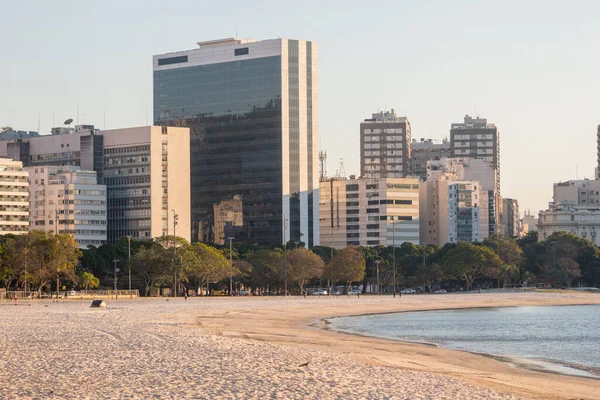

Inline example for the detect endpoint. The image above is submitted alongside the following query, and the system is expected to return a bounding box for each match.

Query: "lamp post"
[228,237,234,296]
[112,259,119,298]
[392,218,396,298]
[283,216,288,296]
[172,209,178,296]
[126,236,131,291]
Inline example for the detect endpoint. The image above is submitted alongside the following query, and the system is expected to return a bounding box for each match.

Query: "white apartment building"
[320,177,419,249]
[538,179,600,245]
[0,125,191,242]
[420,171,487,245]
[0,157,29,235]
[521,211,538,235]
[27,166,106,248]
[360,110,411,179]
[427,157,499,236]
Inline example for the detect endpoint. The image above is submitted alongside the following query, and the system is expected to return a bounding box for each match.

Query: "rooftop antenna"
[77,105,79,125]
[319,150,327,181]
[52,110,55,128]
[337,158,346,179]
[37,113,40,133]
[475,101,479,118]
[64,118,73,128]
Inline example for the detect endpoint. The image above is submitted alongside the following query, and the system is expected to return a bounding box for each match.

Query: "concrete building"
[420,170,488,246]
[597,125,600,179]
[154,37,319,247]
[319,177,419,249]
[410,138,451,181]
[501,198,521,237]
[521,211,538,235]
[450,115,500,195]
[360,110,411,179]
[0,157,29,235]
[27,166,107,248]
[0,125,190,242]
[427,157,499,237]
[538,179,600,245]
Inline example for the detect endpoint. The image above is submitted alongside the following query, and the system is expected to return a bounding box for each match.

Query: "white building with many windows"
[27,166,107,248]
[0,157,29,235]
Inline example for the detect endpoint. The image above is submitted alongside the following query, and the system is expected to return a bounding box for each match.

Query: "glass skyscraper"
[153,38,319,247]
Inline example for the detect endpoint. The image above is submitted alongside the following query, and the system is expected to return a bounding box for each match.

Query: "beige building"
[410,138,451,181]
[501,198,521,237]
[420,170,488,246]
[27,166,107,248]
[521,211,538,235]
[538,179,600,244]
[0,125,190,242]
[212,195,243,245]
[319,177,419,249]
[0,157,29,235]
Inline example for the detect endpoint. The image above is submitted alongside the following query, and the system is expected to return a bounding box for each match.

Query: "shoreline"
[196,291,600,399]
[322,302,600,380]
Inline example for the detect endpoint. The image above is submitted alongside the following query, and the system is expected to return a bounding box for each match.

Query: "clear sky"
[1,0,599,215]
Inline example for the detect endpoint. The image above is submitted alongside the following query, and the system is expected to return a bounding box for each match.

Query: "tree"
[415,262,443,293]
[287,248,325,293]
[325,247,366,291]
[190,243,233,295]
[155,236,197,295]
[244,250,282,293]
[441,242,501,291]
[131,244,168,296]
[484,235,524,287]
[79,272,100,290]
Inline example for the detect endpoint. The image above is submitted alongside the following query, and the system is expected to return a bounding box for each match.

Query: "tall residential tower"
[153,38,319,247]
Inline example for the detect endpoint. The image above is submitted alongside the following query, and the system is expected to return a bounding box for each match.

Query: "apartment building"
[501,198,521,237]
[0,125,190,242]
[0,157,29,235]
[27,166,106,248]
[319,177,419,249]
[410,138,451,181]
[538,179,600,244]
[360,110,411,179]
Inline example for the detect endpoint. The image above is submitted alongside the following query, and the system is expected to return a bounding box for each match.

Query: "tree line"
[1,230,599,295]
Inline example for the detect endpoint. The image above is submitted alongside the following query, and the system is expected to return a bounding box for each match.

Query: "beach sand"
[0,291,598,399]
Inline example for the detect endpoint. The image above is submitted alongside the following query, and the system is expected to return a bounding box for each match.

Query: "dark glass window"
[347,241,360,246]
[396,216,413,221]
[346,201,359,207]
[158,55,188,66]
[346,217,359,223]
[347,209,359,215]
[347,225,359,231]
[380,200,393,204]
[235,47,249,56]
[368,200,378,205]
[367,208,379,213]
[366,224,379,229]
[395,199,412,205]
[367,232,379,237]
[379,216,387,220]
[347,233,360,238]
[346,184,359,191]
[346,193,359,199]
[367,240,380,245]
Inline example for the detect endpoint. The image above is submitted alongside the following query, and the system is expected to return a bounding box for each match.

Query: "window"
[346,193,359,199]
[346,217,359,223]
[367,240,380,245]
[235,47,249,56]
[367,232,379,237]
[346,233,360,238]
[158,55,188,65]
[347,225,360,231]
[346,201,359,207]
[366,224,379,229]
[396,216,413,221]
[346,184,359,191]
[347,209,359,215]
[367,208,379,213]
[394,200,412,205]
[368,200,379,205]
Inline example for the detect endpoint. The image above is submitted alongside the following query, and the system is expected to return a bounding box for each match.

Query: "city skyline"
[2,1,600,216]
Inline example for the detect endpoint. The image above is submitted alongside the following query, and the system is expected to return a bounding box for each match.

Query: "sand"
[0,291,598,399]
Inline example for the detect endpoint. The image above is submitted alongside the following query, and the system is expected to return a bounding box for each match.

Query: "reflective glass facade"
[154,56,284,246]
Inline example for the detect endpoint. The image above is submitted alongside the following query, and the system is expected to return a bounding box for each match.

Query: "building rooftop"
[196,38,259,48]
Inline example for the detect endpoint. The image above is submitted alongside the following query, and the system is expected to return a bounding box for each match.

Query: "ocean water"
[329,305,600,376]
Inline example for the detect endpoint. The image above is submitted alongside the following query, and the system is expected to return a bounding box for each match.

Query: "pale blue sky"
[1,0,599,214]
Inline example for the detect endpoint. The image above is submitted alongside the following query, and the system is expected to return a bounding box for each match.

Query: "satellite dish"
[64,118,73,125]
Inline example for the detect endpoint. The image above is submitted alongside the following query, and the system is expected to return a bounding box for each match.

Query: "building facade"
[360,110,411,179]
[27,166,107,248]
[410,138,451,181]
[153,37,319,247]
[0,125,191,242]
[538,179,600,244]
[420,171,487,245]
[427,157,498,237]
[450,115,500,195]
[0,157,29,235]
[521,211,538,235]
[501,198,521,237]
[319,177,419,249]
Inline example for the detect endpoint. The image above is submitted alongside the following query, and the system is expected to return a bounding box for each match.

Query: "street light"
[392,217,396,298]
[172,209,178,296]
[283,216,288,296]
[228,237,234,296]
[126,236,131,291]
[112,259,120,298]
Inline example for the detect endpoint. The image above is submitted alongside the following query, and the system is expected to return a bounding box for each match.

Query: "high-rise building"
[0,125,191,242]
[360,110,411,179]
[450,115,500,195]
[427,157,499,236]
[410,138,451,181]
[501,198,521,238]
[27,166,107,248]
[0,157,29,235]
[596,125,600,179]
[420,172,487,245]
[153,37,319,247]
[319,177,419,249]
[538,179,600,244]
